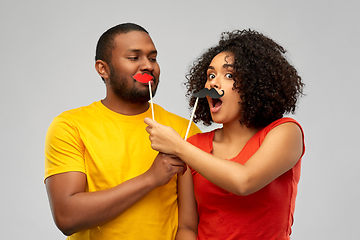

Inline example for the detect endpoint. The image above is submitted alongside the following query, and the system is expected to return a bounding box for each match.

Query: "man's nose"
[140,58,154,72]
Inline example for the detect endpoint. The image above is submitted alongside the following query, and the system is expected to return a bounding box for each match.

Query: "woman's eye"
[208,74,215,80]
[226,73,233,79]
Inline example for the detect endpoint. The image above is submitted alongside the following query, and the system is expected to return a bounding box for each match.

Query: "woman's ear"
[95,60,110,81]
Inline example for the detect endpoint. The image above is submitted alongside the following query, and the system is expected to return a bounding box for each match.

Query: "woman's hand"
[144,117,184,155]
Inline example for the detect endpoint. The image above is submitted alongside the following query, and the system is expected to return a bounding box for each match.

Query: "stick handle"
[184,97,198,141]
[149,81,155,121]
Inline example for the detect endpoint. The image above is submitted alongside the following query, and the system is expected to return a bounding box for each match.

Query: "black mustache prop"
[192,88,225,98]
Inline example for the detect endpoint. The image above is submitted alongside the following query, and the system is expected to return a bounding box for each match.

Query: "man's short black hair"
[95,23,148,82]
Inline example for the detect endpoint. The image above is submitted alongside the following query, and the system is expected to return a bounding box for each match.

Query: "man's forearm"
[47,171,157,236]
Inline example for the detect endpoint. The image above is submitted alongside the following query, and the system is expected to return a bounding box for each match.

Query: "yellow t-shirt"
[44,101,201,240]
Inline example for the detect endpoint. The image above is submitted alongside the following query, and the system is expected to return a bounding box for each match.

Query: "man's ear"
[95,60,110,81]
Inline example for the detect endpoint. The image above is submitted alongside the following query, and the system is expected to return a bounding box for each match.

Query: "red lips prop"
[133,73,153,83]
[132,72,155,120]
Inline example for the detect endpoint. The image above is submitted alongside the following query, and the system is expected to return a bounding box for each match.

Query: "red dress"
[188,118,305,240]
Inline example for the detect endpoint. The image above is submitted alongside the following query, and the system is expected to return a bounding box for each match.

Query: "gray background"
[1,0,359,239]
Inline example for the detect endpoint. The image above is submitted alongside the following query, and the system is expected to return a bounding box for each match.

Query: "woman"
[145,29,305,240]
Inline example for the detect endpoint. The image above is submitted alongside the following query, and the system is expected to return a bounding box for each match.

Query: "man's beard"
[109,66,158,104]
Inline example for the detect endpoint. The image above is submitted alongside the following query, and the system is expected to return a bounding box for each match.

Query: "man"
[44,23,200,240]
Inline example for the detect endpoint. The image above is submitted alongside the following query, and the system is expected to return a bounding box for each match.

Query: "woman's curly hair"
[185,29,304,129]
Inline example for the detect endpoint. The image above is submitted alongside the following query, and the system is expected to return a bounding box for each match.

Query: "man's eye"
[149,58,157,62]
[226,73,233,79]
[128,57,138,60]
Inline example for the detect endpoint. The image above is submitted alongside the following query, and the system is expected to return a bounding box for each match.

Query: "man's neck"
[101,97,150,116]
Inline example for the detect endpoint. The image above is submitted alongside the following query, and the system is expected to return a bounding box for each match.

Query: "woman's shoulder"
[260,117,305,156]
[262,117,303,135]
[187,129,219,153]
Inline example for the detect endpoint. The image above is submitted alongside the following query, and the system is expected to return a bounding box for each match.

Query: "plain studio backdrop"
[1,1,359,239]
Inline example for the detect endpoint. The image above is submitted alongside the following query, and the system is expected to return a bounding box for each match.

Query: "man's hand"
[145,152,186,187]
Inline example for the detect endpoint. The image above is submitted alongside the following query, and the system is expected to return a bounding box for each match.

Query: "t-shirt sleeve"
[44,116,86,182]
[187,122,202,139]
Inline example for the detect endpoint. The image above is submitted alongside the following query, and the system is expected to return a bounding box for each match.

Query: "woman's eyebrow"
[223,64,234,69]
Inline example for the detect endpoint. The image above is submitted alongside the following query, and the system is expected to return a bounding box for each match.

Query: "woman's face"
[205,52,242,124]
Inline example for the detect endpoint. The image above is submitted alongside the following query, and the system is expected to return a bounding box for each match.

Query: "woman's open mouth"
[209,98,222,113]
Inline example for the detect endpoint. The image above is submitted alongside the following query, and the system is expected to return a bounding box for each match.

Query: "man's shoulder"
[53,101,100,126]
[153,104,201,136]
[58,102,98,117]
[153,104,189,124]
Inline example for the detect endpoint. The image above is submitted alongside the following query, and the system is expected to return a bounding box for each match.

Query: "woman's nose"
[209,77,220,89]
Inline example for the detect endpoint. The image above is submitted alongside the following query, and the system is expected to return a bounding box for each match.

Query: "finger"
[167,158,185,166]
[145,126,152,134]
[182,164,188,175]
[178,164,188,176]
[171,165,186,175]
[144,117,156,127]
[163,153,181,160]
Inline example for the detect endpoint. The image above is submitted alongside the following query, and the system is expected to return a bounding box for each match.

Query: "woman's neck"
[212,121,259,159]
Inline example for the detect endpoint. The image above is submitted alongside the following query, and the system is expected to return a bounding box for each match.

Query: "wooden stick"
[184,97,199,141]
[149,81,155,121]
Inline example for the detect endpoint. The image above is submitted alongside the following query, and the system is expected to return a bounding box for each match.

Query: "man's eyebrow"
[126,49,158,54]
[126,49,141,53]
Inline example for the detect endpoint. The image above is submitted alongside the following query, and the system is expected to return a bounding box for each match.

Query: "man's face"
[107,31,160,103]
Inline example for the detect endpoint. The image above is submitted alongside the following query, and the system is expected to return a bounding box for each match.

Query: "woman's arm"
[176,168,198,240]
[145,118,303,196]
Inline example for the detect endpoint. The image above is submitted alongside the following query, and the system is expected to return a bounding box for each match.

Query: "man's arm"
[46,153,185,236]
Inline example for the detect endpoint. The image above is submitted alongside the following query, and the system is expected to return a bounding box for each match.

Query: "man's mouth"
[133,73,154,83]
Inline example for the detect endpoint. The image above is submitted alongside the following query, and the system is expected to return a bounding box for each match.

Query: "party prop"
[192,87,225,99]
[184,88,224,140]
[133,73,155,121]
[133,73,153,83]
